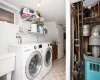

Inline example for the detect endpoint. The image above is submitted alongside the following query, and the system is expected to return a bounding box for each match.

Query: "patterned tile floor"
[42,56,66,80]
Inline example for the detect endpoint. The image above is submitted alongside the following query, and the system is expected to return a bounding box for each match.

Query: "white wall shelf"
[20,30,47,36]
[28,31,46,36]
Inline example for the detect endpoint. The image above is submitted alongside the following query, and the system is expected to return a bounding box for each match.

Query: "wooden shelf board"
[84,16,100,19]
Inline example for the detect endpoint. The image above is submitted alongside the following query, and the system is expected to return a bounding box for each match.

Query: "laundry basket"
[84,54,100,80]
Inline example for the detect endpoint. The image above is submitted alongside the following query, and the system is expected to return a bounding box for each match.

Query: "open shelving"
[72,0,100,61]
[24,31,46,36]
[20,14,46,36]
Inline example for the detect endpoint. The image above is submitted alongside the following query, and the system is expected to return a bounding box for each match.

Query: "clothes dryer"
[42,43,52,77]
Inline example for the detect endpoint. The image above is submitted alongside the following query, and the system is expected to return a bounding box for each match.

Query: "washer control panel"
[34,46,37,49]
[39,45,42,48]
[48,44,52,46]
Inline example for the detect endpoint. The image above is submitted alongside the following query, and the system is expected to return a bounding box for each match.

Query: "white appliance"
[8,43,44,80]
[41,43,52,77]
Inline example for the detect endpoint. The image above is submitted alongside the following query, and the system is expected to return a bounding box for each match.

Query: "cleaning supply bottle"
[37,25,40,33]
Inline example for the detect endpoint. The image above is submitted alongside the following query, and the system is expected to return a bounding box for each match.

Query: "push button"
[34,46,37,49]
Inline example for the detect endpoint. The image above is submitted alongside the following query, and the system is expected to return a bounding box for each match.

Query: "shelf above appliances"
[20,30,47,36]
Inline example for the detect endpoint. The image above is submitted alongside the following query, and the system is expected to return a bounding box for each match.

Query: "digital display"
[39,45,42,48]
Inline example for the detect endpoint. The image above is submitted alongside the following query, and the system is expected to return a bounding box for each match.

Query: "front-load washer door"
[25,51,42,80]
[44,48,52,67]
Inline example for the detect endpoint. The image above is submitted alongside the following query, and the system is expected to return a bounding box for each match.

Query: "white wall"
[0,21,18,50]
[20,21,37,43]
[56,24,64,59]
[39,22,64,59]
[38,22,58,42]
[66,0,71,79]
[0,2,37,51]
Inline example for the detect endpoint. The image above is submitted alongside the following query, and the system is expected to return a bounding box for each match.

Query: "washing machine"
[42,42,52,77]
[8,43,44,80]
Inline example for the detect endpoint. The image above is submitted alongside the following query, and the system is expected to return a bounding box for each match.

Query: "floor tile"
[42,56,66,80]
[59,71,64,76]
[50,76,57,80]
[42,77,51,80]
[56,75,63,80]
[44,74,49,78]
[48,73,55,77]
[61,74,66,80]
[54,72,60,76]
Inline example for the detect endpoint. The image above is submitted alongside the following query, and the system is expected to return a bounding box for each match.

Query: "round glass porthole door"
[25,51,42,80]
[44,48,52,67]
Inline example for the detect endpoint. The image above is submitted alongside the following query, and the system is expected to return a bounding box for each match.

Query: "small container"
[30,24,37,32]
[83,25,91,36]
[37,26,40,32]
[43,28,47,34]
[39,26,43,34]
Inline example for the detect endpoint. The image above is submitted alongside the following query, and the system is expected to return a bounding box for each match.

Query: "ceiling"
[3,0,66,25]
[83,0,99,7]
[71,0,99,7]
[70,0,81,3]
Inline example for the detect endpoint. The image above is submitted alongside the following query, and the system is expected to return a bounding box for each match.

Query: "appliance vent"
[90,63,100,72]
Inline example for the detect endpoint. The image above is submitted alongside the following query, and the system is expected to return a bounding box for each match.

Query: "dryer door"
[25,51,42,80]
[44,48,52,67]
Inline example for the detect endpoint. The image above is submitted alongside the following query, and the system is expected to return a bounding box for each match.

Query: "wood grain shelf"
[78,13,82,15]
[84,16,100,19]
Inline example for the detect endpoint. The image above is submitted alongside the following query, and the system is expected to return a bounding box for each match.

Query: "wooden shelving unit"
[72,1,100,80]
[72,1,100,61]
[72,1,83,61]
